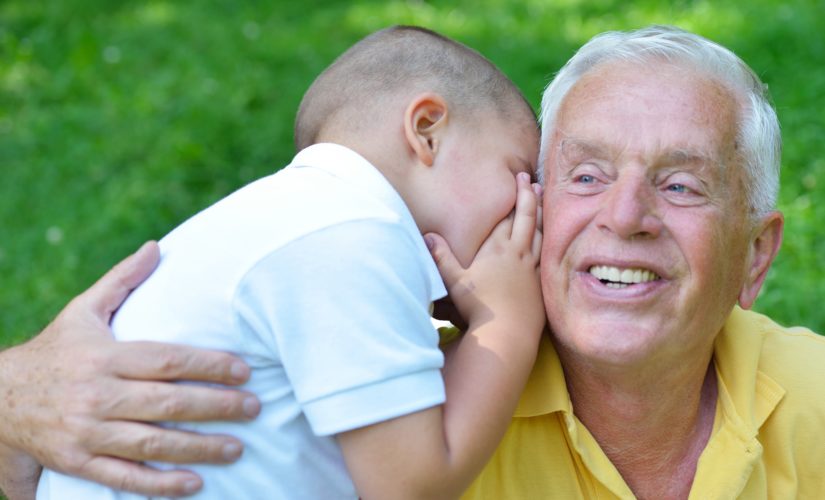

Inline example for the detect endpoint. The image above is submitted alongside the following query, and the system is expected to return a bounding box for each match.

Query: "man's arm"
[0,242,261,499]
[0,442,40,500]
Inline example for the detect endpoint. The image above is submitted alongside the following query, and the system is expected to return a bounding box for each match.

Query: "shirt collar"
[288,143,446,301]
[289,143,410,222]
[510,308,786,499]
[713,306,785,432]
[514,332,572,418]
[513,306,786,430]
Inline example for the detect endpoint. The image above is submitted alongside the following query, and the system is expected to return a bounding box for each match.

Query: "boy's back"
[37,143,448,499]
[36,25,545,499]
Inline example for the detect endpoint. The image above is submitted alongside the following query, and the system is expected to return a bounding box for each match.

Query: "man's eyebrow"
[557,138,609,160]
[557,140,718,168]
[660,149,716,166]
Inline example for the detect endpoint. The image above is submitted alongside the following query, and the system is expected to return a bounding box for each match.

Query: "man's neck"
[559,347,718,500]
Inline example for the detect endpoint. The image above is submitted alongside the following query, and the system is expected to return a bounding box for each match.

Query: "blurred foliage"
[1,0,823,347]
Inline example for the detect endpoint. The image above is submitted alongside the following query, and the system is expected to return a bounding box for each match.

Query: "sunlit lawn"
[2,0,823,348]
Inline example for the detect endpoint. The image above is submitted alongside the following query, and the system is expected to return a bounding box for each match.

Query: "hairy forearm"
[0,344,42,499]
[0,343,33,453]
[0,450,39,500]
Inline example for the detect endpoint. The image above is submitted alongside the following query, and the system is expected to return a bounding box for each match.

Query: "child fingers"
[532,182,544,198]
[425,233,464,291]
[488,209,515,241]
[510,173,538,246]
[531,220,543,259]
[532,184,544,258]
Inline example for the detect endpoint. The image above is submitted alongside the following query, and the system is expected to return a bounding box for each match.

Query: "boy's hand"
[0,242,261,498]
[426,172,545,332]
[340,174,546,499]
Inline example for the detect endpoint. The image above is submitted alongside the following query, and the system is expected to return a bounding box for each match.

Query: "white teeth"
[589,265,660,285]
[606,282,628,289]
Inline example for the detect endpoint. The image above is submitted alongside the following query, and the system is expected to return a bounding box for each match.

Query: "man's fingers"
[103,380,260,422]
[80,241,161,320]
[510,173,538,246]
[425,233,463,290]
[78,456,204,497]
[88,422,244,464]
[112,341,251,386]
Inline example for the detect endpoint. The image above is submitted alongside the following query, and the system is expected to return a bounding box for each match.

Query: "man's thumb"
[425,233,462,289]
[83,241,161,319]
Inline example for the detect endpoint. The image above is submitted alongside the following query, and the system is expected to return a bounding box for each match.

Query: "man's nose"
[596,172,663,240]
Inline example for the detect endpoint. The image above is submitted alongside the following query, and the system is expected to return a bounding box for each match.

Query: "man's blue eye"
[667,183,689,193]
[577,174,595,183]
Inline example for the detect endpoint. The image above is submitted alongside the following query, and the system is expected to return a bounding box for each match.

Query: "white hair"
[538,25,781,218]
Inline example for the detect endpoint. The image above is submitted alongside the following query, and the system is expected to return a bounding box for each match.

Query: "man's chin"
[550,318,667,367]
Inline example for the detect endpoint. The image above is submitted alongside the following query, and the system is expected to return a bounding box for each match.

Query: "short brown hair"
[294,25,534,151]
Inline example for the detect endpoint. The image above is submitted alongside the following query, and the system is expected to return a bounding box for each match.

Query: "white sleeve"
[233,219,445,436]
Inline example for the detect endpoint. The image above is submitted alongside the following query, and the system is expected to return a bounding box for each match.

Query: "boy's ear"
[738,212,783,309]
[403,93,448,167]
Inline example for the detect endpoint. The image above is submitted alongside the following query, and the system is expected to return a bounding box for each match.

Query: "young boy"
[36,25,545,499]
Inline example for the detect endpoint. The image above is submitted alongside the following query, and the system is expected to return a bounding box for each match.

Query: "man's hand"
[0,242,261,498]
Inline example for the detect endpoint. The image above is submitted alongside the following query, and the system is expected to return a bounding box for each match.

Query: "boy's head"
[296,25,539,266]
[295,25,534,151]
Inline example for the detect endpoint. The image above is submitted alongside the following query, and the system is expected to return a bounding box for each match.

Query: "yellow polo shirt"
[462,307,825,499]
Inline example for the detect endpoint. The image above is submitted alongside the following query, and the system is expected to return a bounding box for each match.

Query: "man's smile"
[588,265,661,289]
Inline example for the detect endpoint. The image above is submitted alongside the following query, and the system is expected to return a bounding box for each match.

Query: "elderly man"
[2,26,824,499]
[460,26,825,498]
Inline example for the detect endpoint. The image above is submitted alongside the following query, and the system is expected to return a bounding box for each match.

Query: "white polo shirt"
[38,143,448,499]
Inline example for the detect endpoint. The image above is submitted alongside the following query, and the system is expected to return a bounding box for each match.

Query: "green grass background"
[2,0,824,349]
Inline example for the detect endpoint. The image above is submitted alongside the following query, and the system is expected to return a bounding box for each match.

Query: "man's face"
[540,61,753,367]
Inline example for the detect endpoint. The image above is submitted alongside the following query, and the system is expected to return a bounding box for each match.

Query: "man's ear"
[403,93,448,167]
[739,212,784,309]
